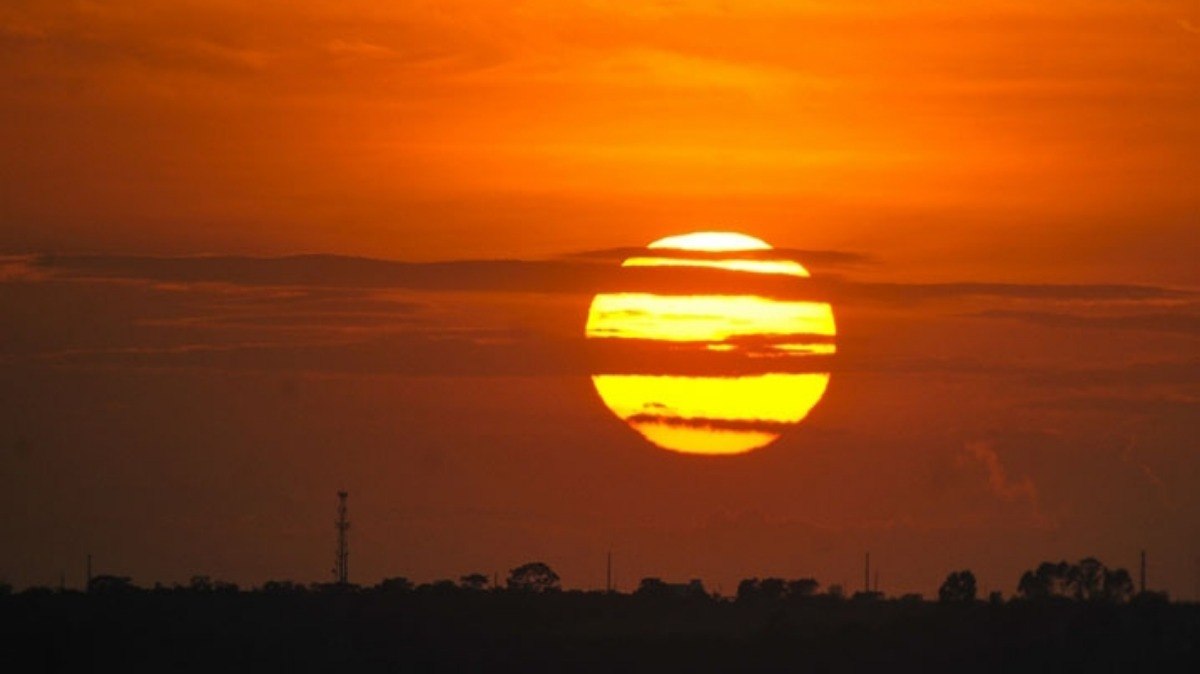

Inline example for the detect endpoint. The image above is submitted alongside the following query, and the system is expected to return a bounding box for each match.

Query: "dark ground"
[6,589,1199,673]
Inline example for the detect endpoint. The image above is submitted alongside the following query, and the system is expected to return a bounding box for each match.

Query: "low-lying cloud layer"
[1,250,1197,597]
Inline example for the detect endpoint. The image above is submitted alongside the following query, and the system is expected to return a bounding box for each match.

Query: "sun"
[585,231,836,455]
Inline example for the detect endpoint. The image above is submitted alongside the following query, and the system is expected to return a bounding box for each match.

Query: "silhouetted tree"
[1101,568,1135,603]
[736,578,760,602]
[636,577,671,598]
[1074,557,1105,600]
[826,584,845,600]
[938,570,977,603]
[261,580,306,594]
[678,579,708,600]
[424,579,458,594]
[88,575,135,594]
[0,580,11,596]
[1017,558,1134,603]
[376,577,413,593]
[758,578,786,601]
[785,578,820,599]
[310,581,360,593]
[1018,561,1073,600]
[188,575,214,592]
[507,562,560,593]
[460,573,489,591]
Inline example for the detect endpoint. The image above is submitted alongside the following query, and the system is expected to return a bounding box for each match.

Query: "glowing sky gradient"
[0,1,1197,599]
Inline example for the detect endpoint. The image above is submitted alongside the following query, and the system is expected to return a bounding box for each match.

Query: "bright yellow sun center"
[585,231,836,455]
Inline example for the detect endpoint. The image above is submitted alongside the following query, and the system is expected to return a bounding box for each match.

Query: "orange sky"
[2,1,1197,280]
[1,1,1198,597]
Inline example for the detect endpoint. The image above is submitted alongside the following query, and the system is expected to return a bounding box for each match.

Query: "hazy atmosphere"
[2,1,1198,601]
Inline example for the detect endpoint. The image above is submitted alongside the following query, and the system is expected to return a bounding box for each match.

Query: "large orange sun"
[585,232,836,455]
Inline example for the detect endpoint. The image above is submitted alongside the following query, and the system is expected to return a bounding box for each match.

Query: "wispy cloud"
[971,308,1200,336]
[27,254,1193,305]
[962,440,1054,529]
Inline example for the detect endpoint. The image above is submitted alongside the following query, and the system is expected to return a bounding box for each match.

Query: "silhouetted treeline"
[2,558,1195,672]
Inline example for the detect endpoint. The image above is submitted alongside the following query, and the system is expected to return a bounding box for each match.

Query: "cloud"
[972,308,1200,336]
[0,255,47,282]
[7,254,1197,388]
[962,440,1053,529]
[28,254,1193,306]
[1020,395,1200,417]
[325,39,397,59]
[565,246,875,270]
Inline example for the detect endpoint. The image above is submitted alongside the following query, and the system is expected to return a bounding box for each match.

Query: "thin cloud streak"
[971,308,1200,336]
[29,254,1194,304]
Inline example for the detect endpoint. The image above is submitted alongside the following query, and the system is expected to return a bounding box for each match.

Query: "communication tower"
[334,491,350,585]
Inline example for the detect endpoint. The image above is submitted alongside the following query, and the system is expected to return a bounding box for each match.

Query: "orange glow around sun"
[585,231,836,455]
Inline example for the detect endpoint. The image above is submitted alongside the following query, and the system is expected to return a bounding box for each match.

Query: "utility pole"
[864,552,870,593]
[606,551,613,593]
[334,491,350,585]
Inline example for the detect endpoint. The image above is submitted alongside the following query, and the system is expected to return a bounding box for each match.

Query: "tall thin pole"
[606,551,612,593]
[335,491,350,585]
[864,552,870,594]
[1139,550,1146,594]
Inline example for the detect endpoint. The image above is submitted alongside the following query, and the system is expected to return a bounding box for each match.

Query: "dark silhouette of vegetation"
[1017,558,1135,603]
[506,561,560,593]
[87,574,135,594]
[261,580,306,594]
[636,577,707,599]
[376,576,413,593]
[737,577,820,602]
[938,570,977,603]
[635,576,670,597]
[459,573,490,591]
[3,558,1196,672]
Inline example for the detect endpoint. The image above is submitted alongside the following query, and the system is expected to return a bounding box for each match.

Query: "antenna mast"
[334,491,350,585]
[1139,549,1146,594]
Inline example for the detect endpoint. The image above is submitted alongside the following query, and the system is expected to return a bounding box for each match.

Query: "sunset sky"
[1,1,1198,598]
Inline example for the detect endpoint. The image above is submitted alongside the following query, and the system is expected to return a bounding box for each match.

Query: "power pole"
[864,552,870,593]
[1139,549,1146,594]
[334,491,350,585]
